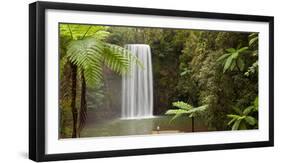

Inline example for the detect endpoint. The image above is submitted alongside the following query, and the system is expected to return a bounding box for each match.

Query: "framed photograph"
[29,1,274,162]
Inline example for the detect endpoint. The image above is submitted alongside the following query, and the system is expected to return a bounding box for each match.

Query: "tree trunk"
[191,117,195,132]
[78,71,87,137]
[71,63,78,138]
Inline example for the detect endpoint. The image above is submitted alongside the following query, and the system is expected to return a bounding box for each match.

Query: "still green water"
[80,116,208,138]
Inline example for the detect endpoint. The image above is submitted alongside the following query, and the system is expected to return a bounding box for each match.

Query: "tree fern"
[66,38,104,86]
[66,37,142,86]
[60,24,109,40]
[185,105,208,117]
[165,101,207,122]
[60,23,143,137]
[165,101,208,132]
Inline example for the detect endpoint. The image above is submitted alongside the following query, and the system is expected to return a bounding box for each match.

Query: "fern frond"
[90,30,110,41]
[165,109,189,115]
[185,105,208,114]
[165,109,189,123]
[60,24,109,40]
[172,101,193,110]
[103,43,131,75]
[66,38,104,85]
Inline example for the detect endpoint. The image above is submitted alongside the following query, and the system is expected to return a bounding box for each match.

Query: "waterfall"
[121,44,153,119]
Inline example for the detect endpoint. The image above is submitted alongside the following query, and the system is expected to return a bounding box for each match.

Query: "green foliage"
[253,96,258,111]
[178,31,258,130]
[66,38,134,87]
[227,96,258,130]
[140,28,188,114]
[217,46,248,73]
[103,43,144,73]
[59,24,143,137]
[62,24,142,87]
[186,105,209,117]
[60,24,110,40]
[249,33,258,47]
[172,101,193,110]
[66,38,104,86]
[227,113,257,130]
[60,24,259,136]
[86,82,105,110]
[165,101,208,122]
[244,60,258,76]
[165,109,189,122]
[245,33,259,77]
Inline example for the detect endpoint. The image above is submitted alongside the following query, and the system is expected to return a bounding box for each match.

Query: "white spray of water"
[121,44,153,119]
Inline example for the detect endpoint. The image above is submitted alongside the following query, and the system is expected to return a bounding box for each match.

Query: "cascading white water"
[121,44,153,119]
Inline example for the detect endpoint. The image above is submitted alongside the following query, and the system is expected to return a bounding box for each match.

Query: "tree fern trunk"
[191,117,195,132]
[71,63,78,138]
[78,70,87,137]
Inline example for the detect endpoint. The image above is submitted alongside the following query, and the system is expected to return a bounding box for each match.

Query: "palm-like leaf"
[223,56,233,73]
[244,116,257,125]
[225,48,236,53]
[244,33,258,77]
[217,53,231,62]
[217,47,248,73]
[227,97,258,130]
[231,119,241,130]
[243,106,254,116]
[237,47,248,53]
[249,33,258,46]
[253,96,258,111]
[237,57,245,71]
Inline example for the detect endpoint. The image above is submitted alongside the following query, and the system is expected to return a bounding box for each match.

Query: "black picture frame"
[29,1,274,162]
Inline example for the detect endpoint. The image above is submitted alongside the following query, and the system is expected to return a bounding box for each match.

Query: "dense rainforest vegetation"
[59,24,258,138]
